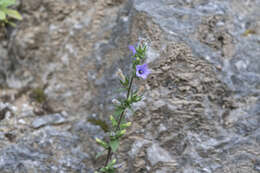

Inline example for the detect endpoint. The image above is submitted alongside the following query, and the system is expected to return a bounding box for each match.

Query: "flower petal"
[129,45,136,55]
[136,63,150,79]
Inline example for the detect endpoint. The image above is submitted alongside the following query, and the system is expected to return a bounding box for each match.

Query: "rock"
[128,139,150,159]
[0,126,93,173]
[147,144,175,166]
[0,0,259,172]
[32,113,67,129]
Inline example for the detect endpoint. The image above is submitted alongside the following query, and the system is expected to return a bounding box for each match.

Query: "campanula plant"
[95,43,150,173]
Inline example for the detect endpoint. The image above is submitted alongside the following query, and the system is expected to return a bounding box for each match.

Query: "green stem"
[104,76,134,167]
[116,76,134,130]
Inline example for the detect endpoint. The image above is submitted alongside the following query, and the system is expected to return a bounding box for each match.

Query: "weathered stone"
[0,0,259,172]
[147,144,175,166]
[32,113,67,129]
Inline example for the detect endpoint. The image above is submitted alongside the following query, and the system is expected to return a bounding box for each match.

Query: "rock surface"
[0,0,259,172]
[32,113,67,128]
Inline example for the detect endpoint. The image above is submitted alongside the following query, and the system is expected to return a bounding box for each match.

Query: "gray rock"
[147,144,175,166]
[0,0,259,172]
[0,126,93,172]
[32,113,67,129]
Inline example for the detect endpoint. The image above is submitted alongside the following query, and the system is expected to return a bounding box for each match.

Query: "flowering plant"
[95,43,150,173]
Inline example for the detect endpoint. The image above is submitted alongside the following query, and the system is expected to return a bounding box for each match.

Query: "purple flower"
[136,64,150,79]
[129,45,136,55]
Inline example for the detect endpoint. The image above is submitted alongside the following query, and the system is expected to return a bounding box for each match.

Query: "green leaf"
[0,0,16,7]
[0,10,6,20]
[95,138,109,149]
[100,167,107,172]
[116,129,126,138]
[108,170,115,173]
[95,150,105,159]
[4,9,22,20]
[110,140,119,152]
[120,76,129,88]
[119,129,126,135]
[120,122,131,129]
[113,106,124,117]
[115,87,127,93]
[109,115,117,128]
[7,20,16,27]
[119,79,125,86]
[105,159,116,172]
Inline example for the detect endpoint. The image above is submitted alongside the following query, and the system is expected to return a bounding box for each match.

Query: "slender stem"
[116,76,134,131]
[104,148,111,166]
[104,76,134,167]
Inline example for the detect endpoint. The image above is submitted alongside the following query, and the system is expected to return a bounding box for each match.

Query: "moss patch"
[30,88,47,103]
[242,29,256,36]
[87,118,109,132]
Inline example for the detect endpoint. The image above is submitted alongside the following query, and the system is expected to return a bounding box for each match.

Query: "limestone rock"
[32,113,67,129]
[0,0,259,172]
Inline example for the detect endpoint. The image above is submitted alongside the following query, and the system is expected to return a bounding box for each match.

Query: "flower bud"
[116,68,126,82]
[95,138,108,148]
[121,122,132,129]
[120,129,126,135]
[125,122,131,127]
[111,159,116,164]
[95,138,102,143]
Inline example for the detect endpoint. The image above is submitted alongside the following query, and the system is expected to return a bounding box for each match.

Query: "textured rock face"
[0,0,259,172]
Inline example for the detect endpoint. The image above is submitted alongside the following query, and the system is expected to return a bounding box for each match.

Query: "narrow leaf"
[115,87,127,93]
[95,150,105,159]
[0,0,16,7]
[110,140,119,152]
[7,21,16,27]
[113,107,124,117]
[0,11,6,20]
[120,122,131,129]
[116,129,126,138]
[107,159,117,168]
[4,9,22,20]
[110,115,117,128]
[95,138,108,149]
